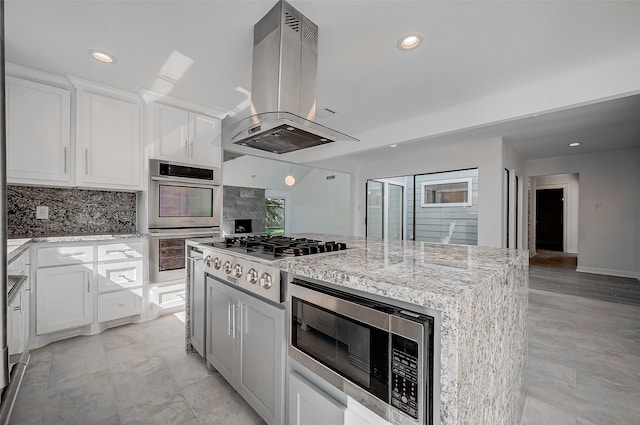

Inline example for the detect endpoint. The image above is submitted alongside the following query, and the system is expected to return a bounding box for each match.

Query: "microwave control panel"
[391,334,420,421]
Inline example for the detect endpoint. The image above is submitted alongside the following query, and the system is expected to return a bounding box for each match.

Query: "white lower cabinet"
[98,290,143,323]
[288,372,346,425]
[206,277,285,425]
[8,250,31,358]
[36,265,93,334]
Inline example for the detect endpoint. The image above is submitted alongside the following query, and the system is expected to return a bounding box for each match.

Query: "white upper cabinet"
[151,102,221,167]
[6,74,72,186]
[73,77,143,190]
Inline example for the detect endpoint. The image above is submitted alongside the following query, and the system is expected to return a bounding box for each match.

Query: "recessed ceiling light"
[568,142,581,147]
[88,49,117,64]
[390,144,398,148]
[398,34,423,50]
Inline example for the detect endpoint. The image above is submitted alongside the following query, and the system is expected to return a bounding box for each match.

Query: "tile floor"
[9,312,266,425]
[9,266,640,425]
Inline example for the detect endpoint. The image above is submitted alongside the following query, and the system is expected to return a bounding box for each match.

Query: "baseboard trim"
[576,266,640,281]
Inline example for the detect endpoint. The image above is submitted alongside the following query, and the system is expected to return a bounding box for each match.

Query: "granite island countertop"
[276,233,529,425]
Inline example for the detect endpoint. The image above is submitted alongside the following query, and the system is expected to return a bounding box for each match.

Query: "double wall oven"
[148,159,221,283]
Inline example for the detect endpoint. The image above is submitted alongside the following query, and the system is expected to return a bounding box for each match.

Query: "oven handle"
[149,229,219,238]
[150,175,222,187]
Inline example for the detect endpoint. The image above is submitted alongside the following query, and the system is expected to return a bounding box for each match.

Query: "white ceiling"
[5,0,640,162]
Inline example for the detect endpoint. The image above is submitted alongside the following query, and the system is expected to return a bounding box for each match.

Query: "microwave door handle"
[150,175,222,186]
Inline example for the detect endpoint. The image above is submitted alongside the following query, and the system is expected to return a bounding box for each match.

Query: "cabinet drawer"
[98,290,142,322]
[38,245,94,267]
[153,283,185,309]
[98,241,144,261]
[97,260,144,293]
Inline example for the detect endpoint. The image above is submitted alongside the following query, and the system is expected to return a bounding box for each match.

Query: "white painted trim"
[67,75,142,104]
[5,62,71,88]
[139,89,226,118]
[576,266,640,281]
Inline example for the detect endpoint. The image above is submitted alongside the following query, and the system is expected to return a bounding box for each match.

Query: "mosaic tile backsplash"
[7,185,137,238]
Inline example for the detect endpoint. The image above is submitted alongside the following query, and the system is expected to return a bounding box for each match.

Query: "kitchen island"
[280,235,528,425]
[189,234,528,425]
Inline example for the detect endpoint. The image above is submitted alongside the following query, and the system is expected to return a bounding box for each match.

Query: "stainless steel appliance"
[147,159,222,283]
[187,245,205,356]
[148,227,219,283]
[197,235,348,425]
[221,0,357,155]
[289,278,434,425]
[148,159,221,229]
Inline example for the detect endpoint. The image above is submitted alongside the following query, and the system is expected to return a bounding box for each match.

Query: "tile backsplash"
[222,186,266,235]
[7,185,137,238]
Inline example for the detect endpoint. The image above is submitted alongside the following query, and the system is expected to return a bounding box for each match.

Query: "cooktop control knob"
[223,261,232,274]
[233,264,243,278]
[246,268,258,284]
[205,255,212,267]
[259,273,272,290]
[213,257,222,270]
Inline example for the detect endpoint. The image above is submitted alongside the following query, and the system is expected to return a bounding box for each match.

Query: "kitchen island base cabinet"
[205,277,285,425]
[288,372,345,425]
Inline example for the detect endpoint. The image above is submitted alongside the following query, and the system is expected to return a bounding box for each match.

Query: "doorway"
[536,188,564,251]
[365,179,404,240]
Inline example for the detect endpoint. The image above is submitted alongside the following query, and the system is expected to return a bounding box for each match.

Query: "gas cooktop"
[201,235,347,261]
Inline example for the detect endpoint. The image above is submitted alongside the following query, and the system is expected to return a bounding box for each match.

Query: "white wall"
[288,168,351,236]
[348,137,505,248]
[224,155,351,236]
[534,174,580,254]
[525,148,640,279]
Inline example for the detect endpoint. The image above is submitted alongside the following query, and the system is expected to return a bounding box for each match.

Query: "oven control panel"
[201,248,282,304]
[391,334,420,421]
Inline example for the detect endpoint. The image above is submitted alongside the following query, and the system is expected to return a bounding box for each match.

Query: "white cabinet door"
[152,103,190,162]
[36,265,93,334]
[151,103,221,166]
[8,289,25,356]
[289,372,345,425]
[190,112,221,167]
[6,76,72,186]
[77,92,142,190]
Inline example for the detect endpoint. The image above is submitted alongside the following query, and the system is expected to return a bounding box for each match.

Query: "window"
[265,197,285,235]
[420,178,472,207]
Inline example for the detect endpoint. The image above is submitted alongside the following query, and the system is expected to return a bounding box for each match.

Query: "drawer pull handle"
[62,253,85,258]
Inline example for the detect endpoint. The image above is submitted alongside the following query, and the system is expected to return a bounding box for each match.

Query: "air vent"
[284,11,300,32]
[303,22,318,47]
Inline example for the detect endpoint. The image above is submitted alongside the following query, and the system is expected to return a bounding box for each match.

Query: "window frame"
[420,177,473,208]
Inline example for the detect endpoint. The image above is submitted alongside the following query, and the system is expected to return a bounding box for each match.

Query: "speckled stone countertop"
[277,233,529,425]
[279,233,524,302]
[7,233,146,262]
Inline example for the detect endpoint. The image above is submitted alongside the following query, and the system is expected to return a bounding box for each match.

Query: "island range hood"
[221,0,357,154]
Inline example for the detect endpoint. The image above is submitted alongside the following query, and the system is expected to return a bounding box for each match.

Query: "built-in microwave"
[289,278,434,425]
[148,159,222,229]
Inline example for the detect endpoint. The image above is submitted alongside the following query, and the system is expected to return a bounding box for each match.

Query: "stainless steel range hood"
[221,0,357,154]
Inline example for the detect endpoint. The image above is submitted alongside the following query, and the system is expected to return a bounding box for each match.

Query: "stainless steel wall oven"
[289,278,434,425]
[148,160,221,283]
[148,159,222,229]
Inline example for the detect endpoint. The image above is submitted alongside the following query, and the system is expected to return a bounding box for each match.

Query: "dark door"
[536,188,564,251]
